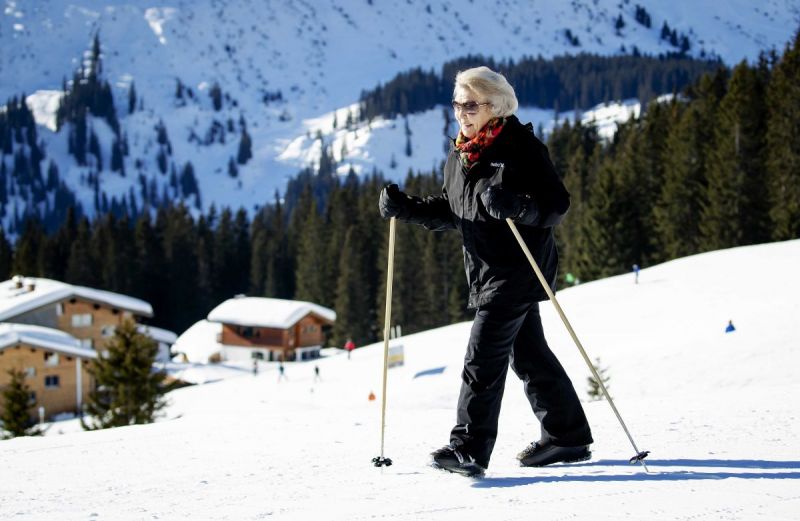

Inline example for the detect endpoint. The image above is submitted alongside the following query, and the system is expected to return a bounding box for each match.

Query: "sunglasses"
[451,100,490,114]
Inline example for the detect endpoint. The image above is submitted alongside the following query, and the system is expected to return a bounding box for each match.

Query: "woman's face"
[453,86,493,139]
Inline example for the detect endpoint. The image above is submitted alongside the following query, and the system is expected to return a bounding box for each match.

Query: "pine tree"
[265,192,294,299]
[586,358,611,401]
[111,138,124,173]
[1,369,42,439]
[766,31,800,240]
[404,116,413,157]
[237,128,252,164]
[159,204,201,332]
[701,62,769,249]
[332,225,371,345]
[227,157,238,177]
[210,82,223,111]
[194,213,215,316]
[81,319,168,430]
[293,186,328,305]
[574,159,636,280]
[12,218,44,276]
[249,212,269,296]
[212,208,239,304]
[38,206,77,281]
[131,212,166,325]
[128,82,137,114]
[65,217,98,286]
[654,102,708,258]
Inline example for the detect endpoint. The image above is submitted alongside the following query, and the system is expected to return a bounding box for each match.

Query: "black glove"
[378,184,409,219]
[480,185,538,224]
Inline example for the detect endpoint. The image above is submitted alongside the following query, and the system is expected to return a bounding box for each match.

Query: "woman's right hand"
[378,184,408,219]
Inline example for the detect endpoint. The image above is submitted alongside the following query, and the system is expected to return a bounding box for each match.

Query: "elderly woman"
[379,66,593,477]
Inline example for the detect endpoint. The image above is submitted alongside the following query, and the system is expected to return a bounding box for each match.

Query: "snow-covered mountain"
[1,0,797,222]
[4,239,799,519]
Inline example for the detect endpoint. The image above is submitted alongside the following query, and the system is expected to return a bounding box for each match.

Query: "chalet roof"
[0,276,153,321]
[172,319,222,363]
[207,297,336,329]
[137,324,178,345]
[0,323,97,358]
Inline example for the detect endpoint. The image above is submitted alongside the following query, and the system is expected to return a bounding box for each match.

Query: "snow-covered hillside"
[2,239,799,520]
[1,1,797,219]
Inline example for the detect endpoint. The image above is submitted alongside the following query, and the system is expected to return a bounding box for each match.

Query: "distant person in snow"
[632,264,640,284]
[278,362,287,382]
[313,365,321,382]
[344,338,356,360]
[725,320,736,333]
[378,66,592,477]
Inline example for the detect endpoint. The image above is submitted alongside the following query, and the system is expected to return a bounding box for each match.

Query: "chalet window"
[45,375,60,388]
[44,352,59,367]
[80,338,94,350]
[101,325,116,338]
[241,327,254,338]
[25,367,36,377]
[56,303,64,316]
[28,391,36,405]
[71,313,93,327]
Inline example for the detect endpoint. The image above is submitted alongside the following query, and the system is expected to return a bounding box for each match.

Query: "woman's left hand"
[480,185,522,220]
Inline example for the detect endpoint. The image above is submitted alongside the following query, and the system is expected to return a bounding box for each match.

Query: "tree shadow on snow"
[473,459,800,488]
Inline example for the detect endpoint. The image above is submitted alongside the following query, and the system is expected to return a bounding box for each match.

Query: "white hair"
[454,66,518,117]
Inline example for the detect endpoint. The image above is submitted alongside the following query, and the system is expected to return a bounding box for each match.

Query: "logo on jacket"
[490,162,505,168]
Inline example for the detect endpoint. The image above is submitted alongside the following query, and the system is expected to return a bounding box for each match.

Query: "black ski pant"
[450,301,593,468]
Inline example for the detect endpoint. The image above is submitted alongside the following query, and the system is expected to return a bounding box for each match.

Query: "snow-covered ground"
[2,239,799,520]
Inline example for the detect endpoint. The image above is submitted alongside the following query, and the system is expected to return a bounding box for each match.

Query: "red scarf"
[455,117,506,171]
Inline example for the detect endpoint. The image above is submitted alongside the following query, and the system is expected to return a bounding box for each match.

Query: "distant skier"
[632,264,640,284]
[313,365,322,382]
[725,320,736,333]
[379,66,592,477]
[344,338,356,360]
[252,358,259,376]
[278,362,287,382]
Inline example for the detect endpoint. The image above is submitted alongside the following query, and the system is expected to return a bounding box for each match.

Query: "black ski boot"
[431,445,486,477]
[517,440,591,467]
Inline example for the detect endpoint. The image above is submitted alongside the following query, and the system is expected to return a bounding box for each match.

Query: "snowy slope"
[2,239,799,520]
[1,1,797,220]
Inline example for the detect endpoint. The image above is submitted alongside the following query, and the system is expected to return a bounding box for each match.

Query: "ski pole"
[373,216,396,468]
[506,218,650,472]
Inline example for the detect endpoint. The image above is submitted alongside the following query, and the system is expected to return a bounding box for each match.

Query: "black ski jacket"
[398,115,569,308]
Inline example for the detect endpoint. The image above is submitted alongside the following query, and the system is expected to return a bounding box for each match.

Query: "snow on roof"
[0,323,97,358]
[0,276,153,321]
[172,320,223,364]
[137,324,178,345]
[207,297,336,329]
